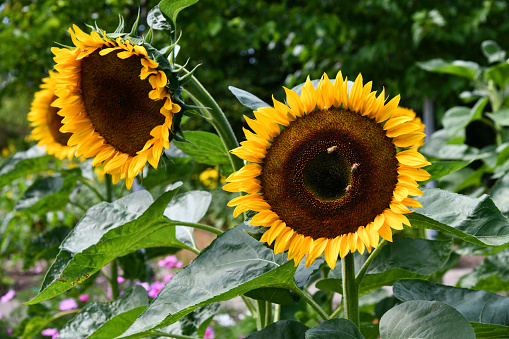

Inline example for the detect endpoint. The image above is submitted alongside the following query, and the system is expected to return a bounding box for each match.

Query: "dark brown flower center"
[261,108,399,239]
[80,49,165,157]
[46,96,72,146]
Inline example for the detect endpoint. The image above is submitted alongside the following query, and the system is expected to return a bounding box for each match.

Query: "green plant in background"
[1,1,509,339]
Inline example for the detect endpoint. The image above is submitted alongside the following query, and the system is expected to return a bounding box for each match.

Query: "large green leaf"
[119,224,300,337]
[123,303,221,339]
[173,131,231,167]
[246,320,309,339]
[305,319,365,339]
[58,286,148,339]
[417,58,480,79]
[158,0,199,25]
[379,300,475,339]
[486,108,509,127]
[15,172,78,214]
[25,185,196,304]
[393,279,509,326]
[470,323,509,339]
[442,98,488,137]
[458,248,509,292]
[0,146,52,189]
[409,187,509,247]
[229,86,270,110]
[491,171,509,215]
[315,239,452,295]
[421,160,472,184]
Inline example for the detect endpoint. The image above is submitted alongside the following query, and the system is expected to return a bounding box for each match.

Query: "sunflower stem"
[274,303,281,322]
[342,253,359,328]
[355,239,388,286]
[291,286,330,321]
[183,73,244,174]
[241,295,258,319]
[166,220,223,235]
[256,299,266,330]
[265,301,273,326]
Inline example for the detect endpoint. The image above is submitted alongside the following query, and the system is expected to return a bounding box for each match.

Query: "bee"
[345,184,352,193]
[351,163,359,173]
[327,146,338,154]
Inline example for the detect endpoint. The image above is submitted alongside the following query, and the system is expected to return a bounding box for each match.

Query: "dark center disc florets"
[80,49,166,157]
[261,108,399,239]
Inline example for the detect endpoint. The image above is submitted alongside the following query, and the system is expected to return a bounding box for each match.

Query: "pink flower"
[204,326,215,339]
[35,267,43,274]
[41,328,59,338]
[1,289,15,303]
[7,328,13,334]
[157,255,183,269]
[147,281,165,298]
[78,294,89,303]
[134,281,150,291]
[163,274,174,283]
[59,298,78,311]
[117,276,126,284]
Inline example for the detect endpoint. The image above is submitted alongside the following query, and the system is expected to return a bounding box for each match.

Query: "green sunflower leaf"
[491,171,509,215]
[315,239,452,295]
[419,129,486,161]
[228,86,271,110]
[416,58,480,80]
[58,285,148,339]
[15,172,78,214]
[409,187,509,247]
[246,320,309,339]
[458,248,509,292]
[481,40,506,64]
[379,300,475,339]
[470,323,509,339]
[158,0,199,26]
[305,319,365,339]
[0,146,52,189]
[486,108,509,127]
[118,224,300,338]
[173,131,231,167]
[421,160,472,184]
[485,63,509,89]
[442,97,488,137]
[393,279,509,326]
[24,184,202,305]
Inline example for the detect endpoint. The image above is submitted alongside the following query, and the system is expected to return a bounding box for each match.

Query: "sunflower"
[224,72,431,269]
[27,71,76,160]
[51,25,181,188]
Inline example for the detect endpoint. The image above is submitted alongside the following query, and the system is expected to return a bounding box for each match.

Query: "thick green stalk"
[183,74,244,173]
[342,253,359,328]
[265,301,273,326]
[274,303,281,322]
[256,299,266,330]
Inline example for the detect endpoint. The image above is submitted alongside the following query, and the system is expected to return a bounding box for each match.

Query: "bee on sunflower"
[224,73,431,269]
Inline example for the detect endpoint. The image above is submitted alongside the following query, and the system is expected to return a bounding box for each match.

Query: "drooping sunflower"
[224,72,431,269]
[27,71,76,160]
[51,24,181,188]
